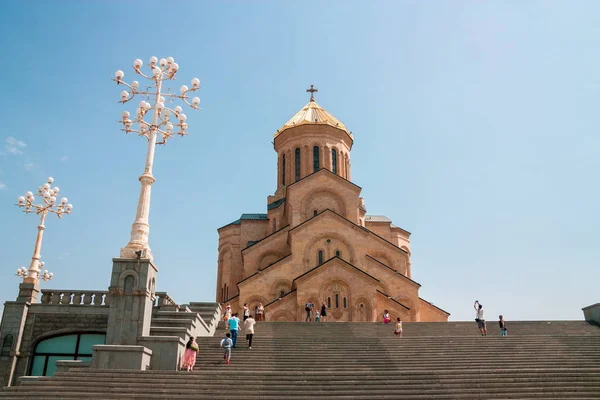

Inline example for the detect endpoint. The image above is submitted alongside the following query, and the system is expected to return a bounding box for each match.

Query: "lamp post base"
[119,245,153,261]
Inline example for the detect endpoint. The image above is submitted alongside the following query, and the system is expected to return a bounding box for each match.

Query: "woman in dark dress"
[320,303,327,322]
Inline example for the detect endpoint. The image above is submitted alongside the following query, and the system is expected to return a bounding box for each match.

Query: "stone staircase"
[2,321,600,399]
[149,301,221,341]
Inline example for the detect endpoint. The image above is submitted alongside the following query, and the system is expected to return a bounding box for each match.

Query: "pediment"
[292,256,379,289]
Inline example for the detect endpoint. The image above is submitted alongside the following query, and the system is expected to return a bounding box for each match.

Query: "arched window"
[1,334,14,357]
[313,146,320,172]
[280,290,285,298]
[318,250,323,265]
[327,297,331,309]
[313,210,318,217]
[343,297,347,309]
[281,154,286,186]
[30,332,105,377]
[332,148,338,174]
[335,294,339,308]
[335,250,341,257]
[295,148,301,181]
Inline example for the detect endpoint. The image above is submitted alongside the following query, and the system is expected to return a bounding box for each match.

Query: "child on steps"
[220,333,233,364]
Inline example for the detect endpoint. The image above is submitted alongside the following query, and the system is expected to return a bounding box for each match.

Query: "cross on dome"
[306,84,318,102]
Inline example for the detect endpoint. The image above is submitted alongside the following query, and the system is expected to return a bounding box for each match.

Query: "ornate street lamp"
[113,56,200,259]
[15,177,72,283]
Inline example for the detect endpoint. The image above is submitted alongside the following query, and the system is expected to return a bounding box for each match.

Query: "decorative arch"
[243,294,270,318]
[257,251,284,270]
[300,188,346,220]
[354,297,374,322]
[303,232,356,266]
[393,295,417,321]
[269,279,292,299]
[270,310,295,322]
[117,271,140,291]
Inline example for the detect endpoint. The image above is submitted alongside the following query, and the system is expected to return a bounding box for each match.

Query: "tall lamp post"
[15,177,73,284]
[113,56,200,260]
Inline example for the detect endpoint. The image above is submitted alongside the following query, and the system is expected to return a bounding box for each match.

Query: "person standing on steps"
[229,312,241,347]
[315,310,321,322]
[474,300,487,336]
[320,302,327,322]
[383,310,391,324]
[499,315,507,336]
[394,317,403,338]
[243,303,250,321]
[223,303,232,329]
[305,301,314,322]
[220,333,233,365]
[256,303,265,321]
[181,337,199,371]
[244,314,256,349]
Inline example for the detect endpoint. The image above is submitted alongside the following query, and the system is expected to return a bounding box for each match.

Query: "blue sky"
[0,1,598,321]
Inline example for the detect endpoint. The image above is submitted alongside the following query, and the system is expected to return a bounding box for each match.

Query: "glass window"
[78,334,106,354]
[335,294,339,308]
[313,146,320,172]
[332,149,337,174]
[295,148,301,181]
[31,333,105,377]
[335,250,340,257]
[313,210,317,217]
[343,297,347,309]
[36,335,77,354]
[327,297,331,309]
[318,250,323,265]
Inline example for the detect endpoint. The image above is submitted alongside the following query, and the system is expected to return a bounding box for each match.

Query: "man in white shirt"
[474,300,487,336]
[244,315,256,349]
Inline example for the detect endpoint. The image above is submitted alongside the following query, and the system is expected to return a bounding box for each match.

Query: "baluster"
[83,292,93,305]
[51,292,61,304]
[40,292,52,304]
[72,292,83,305]
[103,294,110,306]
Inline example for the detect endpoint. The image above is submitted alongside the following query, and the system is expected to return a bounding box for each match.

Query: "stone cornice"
[365,255,420,288]
[286,167,361,192]
[264,289,297,308]
[377,290,411,311]
[290,209,408,255]
[292,256,380,288]
[237,254,293,287]
[241,225,290,253]
[419,297,451,316]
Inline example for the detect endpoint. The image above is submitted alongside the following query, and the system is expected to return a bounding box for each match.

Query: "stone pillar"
[91,257,157,370]
[303,145,310,177]
[324,146,331,172]
[104,258,157,345]
[0,282,39,387]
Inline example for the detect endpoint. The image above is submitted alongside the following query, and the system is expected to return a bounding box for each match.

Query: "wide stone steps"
[2,321,599,399]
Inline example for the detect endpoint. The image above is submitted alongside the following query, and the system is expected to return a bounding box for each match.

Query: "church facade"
[216,89,449,322]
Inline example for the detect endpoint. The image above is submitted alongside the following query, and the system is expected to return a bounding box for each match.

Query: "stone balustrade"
[40,290,110,306]
[154,292,177,307]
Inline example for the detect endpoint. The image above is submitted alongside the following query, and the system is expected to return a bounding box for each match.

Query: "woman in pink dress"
[181,337,199,371]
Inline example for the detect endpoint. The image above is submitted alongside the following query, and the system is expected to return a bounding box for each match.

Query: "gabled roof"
[264,289,297,308]
[377,290,410,311]
[365,215,392,223]
[237,254,292,287]
[293,256,380,287]
[365,255,420,288]
[287,167,362,191]
[218,213,268,230]
[241,225,290,252]
[267,198,285,210]
[275,100,351,137]
[419,297,451,316]
[289,209,408,254]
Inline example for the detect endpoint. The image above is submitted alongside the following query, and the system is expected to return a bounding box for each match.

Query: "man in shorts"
[474,300,487,336]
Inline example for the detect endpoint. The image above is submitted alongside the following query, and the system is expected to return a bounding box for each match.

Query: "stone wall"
[0,290,110,387]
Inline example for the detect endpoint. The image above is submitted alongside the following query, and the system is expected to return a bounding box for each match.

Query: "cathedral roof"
[275,99,352,138]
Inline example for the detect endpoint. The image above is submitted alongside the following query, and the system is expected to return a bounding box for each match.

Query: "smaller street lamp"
[15,177,72,283]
